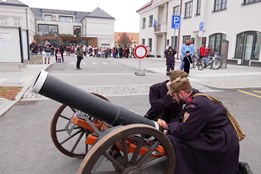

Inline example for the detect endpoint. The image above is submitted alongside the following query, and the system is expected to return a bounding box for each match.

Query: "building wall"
[0,5,31,62]
[84,18,114,47]
[138,0,261,65]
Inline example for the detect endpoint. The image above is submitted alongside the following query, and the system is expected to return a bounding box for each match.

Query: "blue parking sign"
[199,22,204,31]
[171,15,180,29]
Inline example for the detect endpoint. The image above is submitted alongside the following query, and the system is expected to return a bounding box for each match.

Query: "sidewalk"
[1,57,261,117]
[0,63,51,116]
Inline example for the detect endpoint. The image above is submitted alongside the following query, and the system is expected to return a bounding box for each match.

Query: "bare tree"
[118,33,131,47]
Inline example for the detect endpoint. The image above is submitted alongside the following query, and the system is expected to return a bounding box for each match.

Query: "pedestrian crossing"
[69,61,119,65]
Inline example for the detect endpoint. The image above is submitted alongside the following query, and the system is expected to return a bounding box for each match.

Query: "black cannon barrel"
[32,70,159,130]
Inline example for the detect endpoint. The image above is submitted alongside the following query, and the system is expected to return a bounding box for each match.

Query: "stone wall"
[25,55,43,64]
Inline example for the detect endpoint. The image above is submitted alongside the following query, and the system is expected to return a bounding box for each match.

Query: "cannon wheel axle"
[78,124,175,174]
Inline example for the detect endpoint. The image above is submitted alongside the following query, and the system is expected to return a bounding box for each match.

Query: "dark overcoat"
[164,49,177,64]
[145,80,182,123]
[167,89,239,174]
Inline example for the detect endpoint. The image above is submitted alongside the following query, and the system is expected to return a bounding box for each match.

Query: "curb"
[0,64,52,117]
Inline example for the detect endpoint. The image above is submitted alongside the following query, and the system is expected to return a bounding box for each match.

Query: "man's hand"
[157,119,168,130]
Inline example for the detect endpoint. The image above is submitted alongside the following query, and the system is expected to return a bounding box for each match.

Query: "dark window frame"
[184,1,193,19]
[149,15,153,27]
[173,5,180,15]
[148,38,152,51]
[44,14,52,21]
[142,39,145,45]
[142,18,146,29]
[213,0,227,12]
[208,33,226,55]
[183,35,191,44]
[195,0,201,16]
[59,15,73,22]
[73,26,81,37]
[38,24,58,36]
[242,0,261,5]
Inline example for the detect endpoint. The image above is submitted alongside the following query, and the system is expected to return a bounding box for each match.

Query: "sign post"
[171,15,181,49]
[134,45,148,76]
[199,22,204,43]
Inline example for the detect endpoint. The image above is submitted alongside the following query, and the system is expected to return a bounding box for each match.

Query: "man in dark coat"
[144,70,188,123]
[164,46,177,75]
[158,77,239,174]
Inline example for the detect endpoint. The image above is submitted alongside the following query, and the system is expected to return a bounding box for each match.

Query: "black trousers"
[76,56,82,68]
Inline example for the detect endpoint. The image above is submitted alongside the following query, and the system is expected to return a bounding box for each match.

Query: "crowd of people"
[29,40,136,60]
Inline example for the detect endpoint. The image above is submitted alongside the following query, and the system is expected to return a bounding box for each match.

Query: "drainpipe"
[177,0,182,59]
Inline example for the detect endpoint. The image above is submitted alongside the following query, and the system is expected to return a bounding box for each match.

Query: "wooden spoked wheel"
[50,93,109,158]
[78,124,175,174]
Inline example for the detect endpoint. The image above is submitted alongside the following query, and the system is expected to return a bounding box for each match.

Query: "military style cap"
[168,70,188,82]
[169,77,192,94]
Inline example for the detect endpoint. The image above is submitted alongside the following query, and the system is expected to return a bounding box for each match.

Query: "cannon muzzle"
[32,70,159,130]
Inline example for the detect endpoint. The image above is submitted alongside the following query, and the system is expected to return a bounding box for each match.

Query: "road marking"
[253,90,261,94]
[238,89,261,99]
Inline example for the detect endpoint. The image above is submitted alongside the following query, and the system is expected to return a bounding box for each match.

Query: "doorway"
[235,31,261,66]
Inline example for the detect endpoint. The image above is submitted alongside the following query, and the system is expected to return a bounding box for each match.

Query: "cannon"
[32,70,175,174]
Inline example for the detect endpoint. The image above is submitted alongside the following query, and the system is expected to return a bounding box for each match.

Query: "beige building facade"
[137,0,261,66]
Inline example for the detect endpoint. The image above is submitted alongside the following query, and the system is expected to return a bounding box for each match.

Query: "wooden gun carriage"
[32,70,175,174]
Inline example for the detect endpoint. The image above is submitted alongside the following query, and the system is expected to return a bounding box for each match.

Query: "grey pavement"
[1,57,261,117]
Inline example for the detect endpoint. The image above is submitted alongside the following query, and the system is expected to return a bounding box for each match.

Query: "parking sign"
[171,15,180,29]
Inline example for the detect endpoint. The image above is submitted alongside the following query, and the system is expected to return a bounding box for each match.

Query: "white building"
[137,0,261,67]
[0,0,115,69]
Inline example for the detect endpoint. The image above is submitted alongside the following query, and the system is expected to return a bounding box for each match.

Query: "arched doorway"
[235,31,261,65]
[208,33,226,56]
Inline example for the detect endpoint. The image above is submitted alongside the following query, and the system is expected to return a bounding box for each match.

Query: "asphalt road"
[0,57,260,174]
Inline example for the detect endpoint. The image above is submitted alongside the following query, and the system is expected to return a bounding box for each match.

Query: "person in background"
[76,43,84,70]
[183,51,192,74]
[180,40,194,70]
[158,77,239,174]
[44,40,51,64]
[164,46,177,76]
[144,70,188,123]
[29,40,38,54]
[59,44,65,62]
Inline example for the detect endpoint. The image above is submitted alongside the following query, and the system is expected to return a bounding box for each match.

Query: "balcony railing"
[154,24,161,32]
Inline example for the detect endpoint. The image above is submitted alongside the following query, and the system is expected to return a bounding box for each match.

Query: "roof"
[30,7,115,23]
[87,7,115,20]
[136,0,153,13]
[0,0,28,7]
[30,8,90,22]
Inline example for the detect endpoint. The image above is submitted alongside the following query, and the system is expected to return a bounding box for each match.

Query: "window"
[59,16,73,22]
[73,26,81,37]
[142,18,146,29]
[142,39,145,45]
[173,5,180,15]
[214,0,227,12]
[149,15,153,27]
[235,31,261,60]
[184,1,193,19]
[44,14,52,21]
[148,38,152,51]
[183,35,191,43]
[196,0,201,15]
[209,33,226,55]
[243,0,261,5]
[38,24,58,36]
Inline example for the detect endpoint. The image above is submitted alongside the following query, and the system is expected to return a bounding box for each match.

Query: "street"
[0,56,260,174]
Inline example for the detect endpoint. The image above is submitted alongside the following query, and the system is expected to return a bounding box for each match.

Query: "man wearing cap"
[144,70,188,123]
[158,77,239,174]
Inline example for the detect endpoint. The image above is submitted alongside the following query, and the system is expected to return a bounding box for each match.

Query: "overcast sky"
[20,0,150,33]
